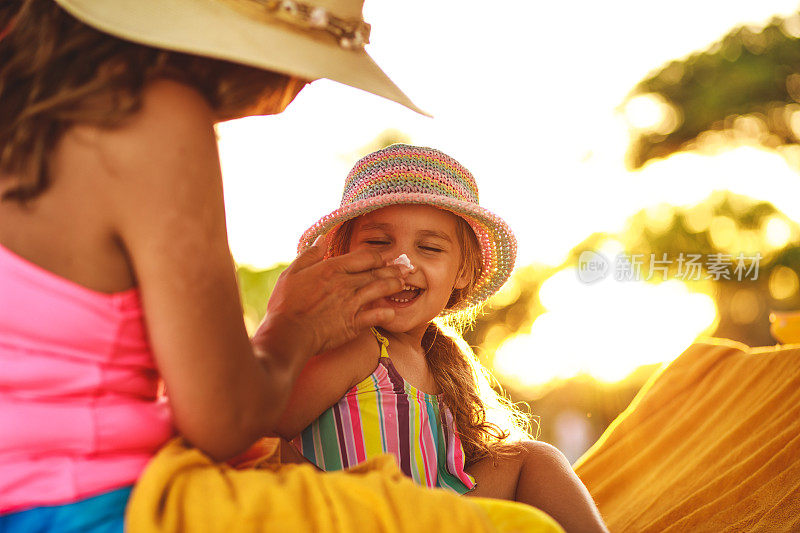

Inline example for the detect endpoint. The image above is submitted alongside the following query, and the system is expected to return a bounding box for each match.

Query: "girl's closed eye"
[418,241,447,253]
[419,245,443,253]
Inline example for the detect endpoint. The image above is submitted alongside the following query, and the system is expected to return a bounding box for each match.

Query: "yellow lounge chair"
[574,339,800,532]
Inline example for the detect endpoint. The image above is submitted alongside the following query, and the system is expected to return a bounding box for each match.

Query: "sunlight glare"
[709,216,737,249]
[494,271,717,387]
[624,94,679,134]
[763,216,793,249]
[769,266,800,300]
[682,203,713,233]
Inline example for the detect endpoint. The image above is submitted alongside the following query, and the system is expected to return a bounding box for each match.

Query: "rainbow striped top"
[291,329,476,494]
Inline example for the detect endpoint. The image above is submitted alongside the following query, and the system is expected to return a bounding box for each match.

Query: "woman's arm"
[93,79,402,461]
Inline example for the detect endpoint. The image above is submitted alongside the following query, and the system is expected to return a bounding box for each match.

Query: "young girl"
[276,144,609,533]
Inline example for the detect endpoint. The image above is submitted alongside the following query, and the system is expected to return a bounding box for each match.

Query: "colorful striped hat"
[298,144,517,313]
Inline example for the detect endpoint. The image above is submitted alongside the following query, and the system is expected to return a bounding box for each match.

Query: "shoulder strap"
[369,327,391,359]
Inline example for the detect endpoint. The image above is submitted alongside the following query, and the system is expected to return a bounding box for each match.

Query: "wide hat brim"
[54,0,427,115]
[298,193,517,314]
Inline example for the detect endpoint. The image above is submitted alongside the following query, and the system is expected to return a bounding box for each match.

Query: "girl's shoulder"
[323,330,383,389]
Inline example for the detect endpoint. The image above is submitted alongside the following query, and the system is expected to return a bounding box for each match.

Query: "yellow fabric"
[477,499,564,533]
[126,438,563,533]
[574,339,800,532]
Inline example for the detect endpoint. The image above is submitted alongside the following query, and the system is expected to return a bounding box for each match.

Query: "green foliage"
[627,14,800,168]
[236,263,287,334]
[620,13,800,348]
[622,194,779,258]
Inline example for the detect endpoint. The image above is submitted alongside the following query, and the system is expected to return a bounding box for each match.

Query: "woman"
[0,1,565,531]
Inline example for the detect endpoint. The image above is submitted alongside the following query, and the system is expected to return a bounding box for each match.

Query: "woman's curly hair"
[0,0,298,202]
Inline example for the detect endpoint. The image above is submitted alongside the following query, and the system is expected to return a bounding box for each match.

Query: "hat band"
[223,0,371,49]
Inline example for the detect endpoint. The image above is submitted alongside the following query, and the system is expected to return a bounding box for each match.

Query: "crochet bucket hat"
[51,0,424,114]
[298,144,517,312]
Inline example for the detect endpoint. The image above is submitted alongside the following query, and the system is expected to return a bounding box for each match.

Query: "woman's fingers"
[331,247,393,274]
[345,264,407,288]
[353,276,404,308]
[288,238,406,278]
[285,234,328,274]
[354,306,396,331]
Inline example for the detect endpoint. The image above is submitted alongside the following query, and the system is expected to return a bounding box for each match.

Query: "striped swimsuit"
[292,329,476,494]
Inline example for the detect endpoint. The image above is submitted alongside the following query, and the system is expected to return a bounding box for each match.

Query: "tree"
[626,14,800,169]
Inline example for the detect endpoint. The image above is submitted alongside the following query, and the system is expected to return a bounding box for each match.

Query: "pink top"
[0,242,173,514]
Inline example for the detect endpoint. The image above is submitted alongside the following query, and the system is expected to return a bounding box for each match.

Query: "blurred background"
[219,1,800,463]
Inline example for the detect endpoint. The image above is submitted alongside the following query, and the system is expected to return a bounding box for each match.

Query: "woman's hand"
[252,234,408,365]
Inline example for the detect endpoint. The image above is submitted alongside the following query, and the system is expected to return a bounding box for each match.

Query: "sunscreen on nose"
[389,253,415,273]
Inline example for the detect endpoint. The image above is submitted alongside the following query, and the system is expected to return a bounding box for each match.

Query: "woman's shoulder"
[141,78,210,106]
[134,79,215,129]
[56,79,218,207]
[74,78,224,227]
[66,81,199,156]
[92,79,214,156]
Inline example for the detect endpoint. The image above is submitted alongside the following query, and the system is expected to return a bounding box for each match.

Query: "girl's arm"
[272,339,373,439]
[93,79,401,461]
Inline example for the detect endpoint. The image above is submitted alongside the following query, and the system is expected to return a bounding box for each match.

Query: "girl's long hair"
[331,214,534,466]
[0,0,299,202]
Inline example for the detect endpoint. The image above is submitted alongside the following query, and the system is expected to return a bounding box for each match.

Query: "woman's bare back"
[0,117,138,295]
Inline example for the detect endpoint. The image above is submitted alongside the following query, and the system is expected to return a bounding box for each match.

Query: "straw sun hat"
[52,0,424,114]
[298,144,517,314]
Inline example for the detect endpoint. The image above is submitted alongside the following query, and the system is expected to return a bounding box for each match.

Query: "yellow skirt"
[126,438,562,533]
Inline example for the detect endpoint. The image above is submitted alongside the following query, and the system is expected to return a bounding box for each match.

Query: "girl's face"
[348,204,472,335]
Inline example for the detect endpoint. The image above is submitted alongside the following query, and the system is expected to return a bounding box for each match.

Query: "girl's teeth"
[389,287,421,303]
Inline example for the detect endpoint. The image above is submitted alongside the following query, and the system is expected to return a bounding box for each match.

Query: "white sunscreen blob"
[391,253,414,270]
